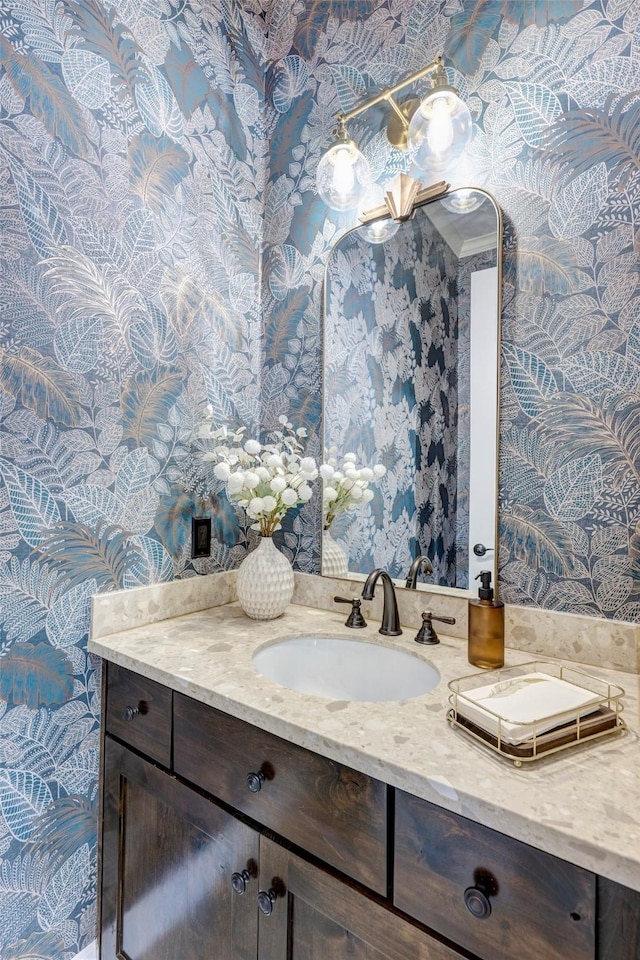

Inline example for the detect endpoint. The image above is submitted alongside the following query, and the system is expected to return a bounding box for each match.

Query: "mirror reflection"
[322,187,501,593]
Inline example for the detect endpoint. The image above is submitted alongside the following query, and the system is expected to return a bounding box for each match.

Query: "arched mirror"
[322,185,502,594]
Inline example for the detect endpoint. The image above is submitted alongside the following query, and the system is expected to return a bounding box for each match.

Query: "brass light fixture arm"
[337,56,444,128]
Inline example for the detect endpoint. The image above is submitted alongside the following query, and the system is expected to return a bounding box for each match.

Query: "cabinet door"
[101,738,259,960]
[257,836,466,960]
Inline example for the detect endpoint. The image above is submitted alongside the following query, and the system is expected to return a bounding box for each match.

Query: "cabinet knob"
[246,770,266,793]
[231,869,251,895]
[257,888,278,916]
[123,705,140,722]
[464,885,492,919]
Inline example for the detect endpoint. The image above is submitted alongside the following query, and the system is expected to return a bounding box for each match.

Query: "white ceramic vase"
[322,528,349,577]
[236,536,294,620]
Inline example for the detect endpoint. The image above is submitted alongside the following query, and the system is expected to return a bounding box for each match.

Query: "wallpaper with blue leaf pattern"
[0,0,639,954]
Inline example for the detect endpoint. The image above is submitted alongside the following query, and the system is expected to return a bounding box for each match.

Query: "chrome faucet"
[405,555,433,589]
[361,569,402,636]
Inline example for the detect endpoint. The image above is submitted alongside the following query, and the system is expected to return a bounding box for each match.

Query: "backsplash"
[1,1,639,956]
[292,574,640,675]
[90,573,640,676]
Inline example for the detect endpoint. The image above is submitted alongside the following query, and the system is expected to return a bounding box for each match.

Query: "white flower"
[243,471,259,489]
[227,472,245,494]
[298,483,313,501]
[270,476,287,494]
[320,452,388,525]
[195,417,317,536]
[278,415,288,424]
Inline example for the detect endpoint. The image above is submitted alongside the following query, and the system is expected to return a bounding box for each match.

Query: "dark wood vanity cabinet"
[101,738,259,960]
[100,664,639,960]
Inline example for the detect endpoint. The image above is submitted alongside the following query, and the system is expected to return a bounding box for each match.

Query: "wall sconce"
[316,57,471,212]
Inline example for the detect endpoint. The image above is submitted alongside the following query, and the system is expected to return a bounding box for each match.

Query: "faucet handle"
[334,596,367,629]
[415,610,456,645]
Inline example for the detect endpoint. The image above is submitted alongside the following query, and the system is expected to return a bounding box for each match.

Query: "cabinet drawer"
[394,791,595,960]
[106,663,171,767]
[173,693,387,894]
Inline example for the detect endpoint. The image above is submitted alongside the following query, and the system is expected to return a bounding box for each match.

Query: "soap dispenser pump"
[468,570,504,669]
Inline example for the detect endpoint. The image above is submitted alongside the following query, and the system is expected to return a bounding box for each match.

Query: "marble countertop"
[88,599,640,892]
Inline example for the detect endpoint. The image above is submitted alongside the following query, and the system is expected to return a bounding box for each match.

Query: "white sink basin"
[252,635,440,702]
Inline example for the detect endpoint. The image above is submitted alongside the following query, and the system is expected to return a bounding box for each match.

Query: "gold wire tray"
[447,661,626,766]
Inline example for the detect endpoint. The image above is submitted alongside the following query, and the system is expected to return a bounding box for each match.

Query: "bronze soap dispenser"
[468,570,504,669]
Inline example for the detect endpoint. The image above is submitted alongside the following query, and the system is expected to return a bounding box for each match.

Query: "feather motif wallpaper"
[0,0,268,954]
[0,0,639,955]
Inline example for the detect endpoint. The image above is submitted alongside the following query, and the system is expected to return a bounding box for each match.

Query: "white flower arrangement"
[320,451,386,530]
[200,414,318,537]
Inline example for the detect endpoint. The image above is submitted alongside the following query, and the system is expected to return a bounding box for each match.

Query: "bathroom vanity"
[91,593,640,960]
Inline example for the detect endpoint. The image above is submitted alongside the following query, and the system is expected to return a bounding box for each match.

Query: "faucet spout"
[405,555,433,589]
[361,569,402,636]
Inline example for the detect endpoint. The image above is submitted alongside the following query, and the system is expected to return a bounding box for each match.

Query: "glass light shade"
[408,87,472,174]
[361,217,400,244]
[316,140,371,211]
[441,188,486,215]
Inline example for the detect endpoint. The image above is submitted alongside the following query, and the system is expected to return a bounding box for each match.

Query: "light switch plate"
[191,517,211,558]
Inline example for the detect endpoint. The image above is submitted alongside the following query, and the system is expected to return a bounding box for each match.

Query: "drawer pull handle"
[246,770,266,793]
[123,705,140,722]
[464,885,492,919]
[231,869,251,895]
[257,888,277,916]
